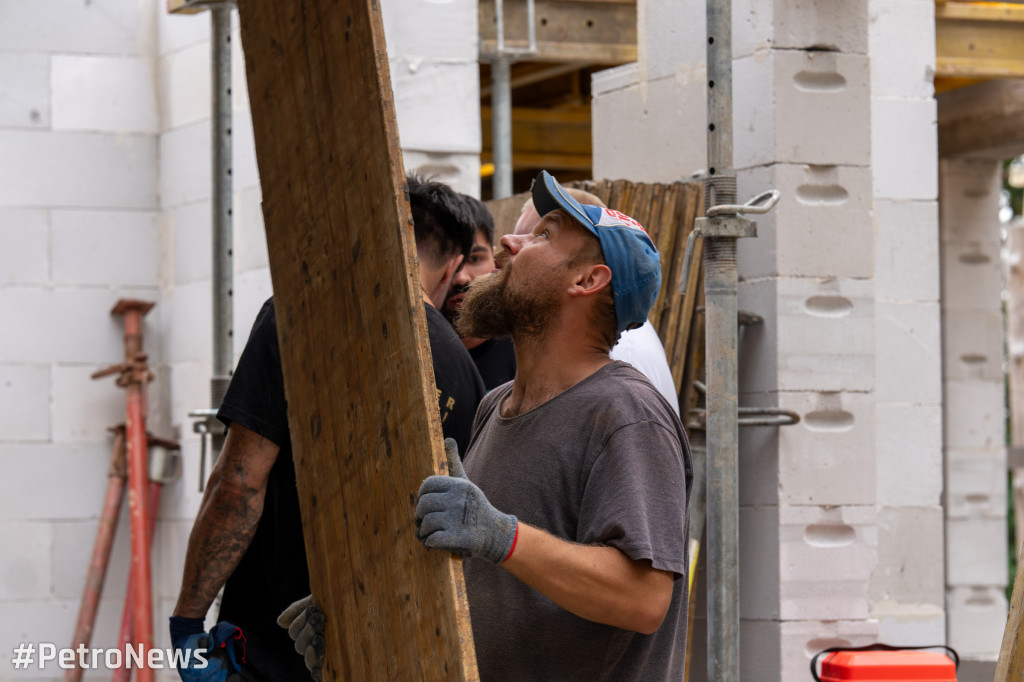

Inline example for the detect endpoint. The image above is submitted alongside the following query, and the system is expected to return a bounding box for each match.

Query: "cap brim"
[531,171,598,238]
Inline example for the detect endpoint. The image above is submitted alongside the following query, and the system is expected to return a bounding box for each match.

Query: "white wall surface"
[1,1,480,680]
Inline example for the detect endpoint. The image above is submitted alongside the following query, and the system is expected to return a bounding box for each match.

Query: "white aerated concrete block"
[52,517,132,601]
[161,282,211,365]
[939,159,1002,243]
[735,0,869,59]
[0,287,159,365]
[945,450,1007,520]
[0,444,112,521]
[169,200,212,285]
[0,523,52,600]
[875,301,941,404]
[0,364,50,442]
[0,0,143,55]
[736,50,871,169]
[774,277,874,393]
[232,112,260,195]
[0,53,49,129]
[875,199,940,303]
[592,69,707,183]
[940,241,1003,312]
[876,404,942,507]
[0,131,157,210]
[781,619,880,682]
[235,186,268,274]
[158,42,211,132]
[943,380,1005,451]
[52,56,158,134]
[874,606,946,649]
[233,270,274,358]
[779,505,877,620]
[739,164,874,279]
[946,586,1008,658]
[153,519,193,601]
[869,507,944,605]
[946,517,1008,586]
[160,121,211,209]
[778,391,876,505]
[52,210,159,287]
[873,98,938,201]
[738,392,783,507]
[391,60,480,154]
[403,151,483,199]
[739,506,781,619]
[869,0,936,99]
[638,0,705,81]
[51,365,126,444]
[942,310,1004,383]
[382,0,478,62]
[0,209,48,285]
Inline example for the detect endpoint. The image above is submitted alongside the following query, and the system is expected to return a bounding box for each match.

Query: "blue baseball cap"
[531,170,662,335]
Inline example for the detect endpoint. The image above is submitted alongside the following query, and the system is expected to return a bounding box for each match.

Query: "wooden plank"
[236,2,477,680]
[996,545,1024,680]
[938,78,1024,159]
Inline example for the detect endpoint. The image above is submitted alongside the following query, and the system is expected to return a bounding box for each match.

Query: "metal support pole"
[211,4,234,412]
[705,0,739,679]
[491,57,513,199]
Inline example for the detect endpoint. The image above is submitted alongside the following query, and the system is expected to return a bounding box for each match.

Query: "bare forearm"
[502,523,673,634]
[173,423,278,619]
[173,481,265,617]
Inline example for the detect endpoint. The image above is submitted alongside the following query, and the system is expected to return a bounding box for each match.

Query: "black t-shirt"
[215,298,485,675]
[468,336,517,391]
[216,299,310,680]
[425,302,486,454]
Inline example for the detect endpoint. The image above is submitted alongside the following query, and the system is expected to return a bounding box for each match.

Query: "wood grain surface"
[237,1,477,679]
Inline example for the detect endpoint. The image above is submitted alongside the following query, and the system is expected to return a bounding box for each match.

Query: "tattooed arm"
[173,422,280,618]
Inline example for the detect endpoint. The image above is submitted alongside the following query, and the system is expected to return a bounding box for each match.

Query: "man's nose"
[452,266,472,287]
[500,233,527,255]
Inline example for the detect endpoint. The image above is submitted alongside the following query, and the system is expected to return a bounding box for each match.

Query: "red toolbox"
[812,645,958,681]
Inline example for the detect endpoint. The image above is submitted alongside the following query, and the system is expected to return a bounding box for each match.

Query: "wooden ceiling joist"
[936,1,1024,79]
[938,77,1024,159]
[479,0,637,63]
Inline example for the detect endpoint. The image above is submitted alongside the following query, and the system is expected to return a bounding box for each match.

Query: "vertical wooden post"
[236,2,477,680]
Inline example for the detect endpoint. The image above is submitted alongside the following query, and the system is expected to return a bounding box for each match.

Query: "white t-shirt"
[609,321,680,416]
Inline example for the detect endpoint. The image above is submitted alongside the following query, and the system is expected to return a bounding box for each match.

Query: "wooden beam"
[480,62,590,98]
[482,105,592,171]
[479,0,636,63]
[996,545,1024,680]
[938,78,1024,159]
[236,2,477,681]
[936,1,1024,78]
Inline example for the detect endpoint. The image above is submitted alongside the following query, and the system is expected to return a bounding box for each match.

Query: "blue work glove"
[277,595,325,682]
[169,616,232,682]
[415,438,519,564]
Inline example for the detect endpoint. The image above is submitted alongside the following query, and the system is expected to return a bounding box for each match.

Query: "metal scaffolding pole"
[211,4,234,410]
[491,56,513,199]
[703,0,742,661]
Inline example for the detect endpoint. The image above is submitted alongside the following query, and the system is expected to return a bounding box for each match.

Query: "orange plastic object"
[820,651,957,681]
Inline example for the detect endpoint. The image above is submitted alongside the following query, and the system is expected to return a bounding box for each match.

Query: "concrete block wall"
[867,0,948,655]
[938,158,1008,665]
[0,0,166,679]
[1,1,481,679]
[592,0,955,678]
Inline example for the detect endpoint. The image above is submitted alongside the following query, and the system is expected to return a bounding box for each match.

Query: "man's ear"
[569,263,612,298]
[439,253,464,289]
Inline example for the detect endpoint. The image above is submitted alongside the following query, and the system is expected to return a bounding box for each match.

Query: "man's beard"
[455,260,559,341]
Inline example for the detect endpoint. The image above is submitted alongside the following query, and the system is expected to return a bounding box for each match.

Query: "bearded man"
[415,171,693,679]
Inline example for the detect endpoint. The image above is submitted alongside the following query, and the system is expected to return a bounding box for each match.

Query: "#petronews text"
[10,642,208,670]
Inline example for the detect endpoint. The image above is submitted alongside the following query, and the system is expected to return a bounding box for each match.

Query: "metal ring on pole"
[706,189,781,217]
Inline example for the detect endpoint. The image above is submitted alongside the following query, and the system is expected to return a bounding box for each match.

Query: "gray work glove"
[276,595,324,682]
[415,438,519,564]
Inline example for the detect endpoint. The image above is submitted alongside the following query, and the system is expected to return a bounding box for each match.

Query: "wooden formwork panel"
[237,1,477,680]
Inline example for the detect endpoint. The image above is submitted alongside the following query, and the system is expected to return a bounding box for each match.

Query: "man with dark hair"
[169,175,484,682]
[415,171,692,679]
[443,194,516,390]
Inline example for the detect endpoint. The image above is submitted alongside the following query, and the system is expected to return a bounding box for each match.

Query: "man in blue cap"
[415,171,693,679]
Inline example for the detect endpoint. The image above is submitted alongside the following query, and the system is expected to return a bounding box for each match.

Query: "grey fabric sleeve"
[577,420,690,578]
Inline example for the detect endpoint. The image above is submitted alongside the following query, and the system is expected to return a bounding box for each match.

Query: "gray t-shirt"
[463,361,692,681]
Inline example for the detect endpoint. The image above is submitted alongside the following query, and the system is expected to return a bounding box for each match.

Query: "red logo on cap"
[600,208,649,235]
